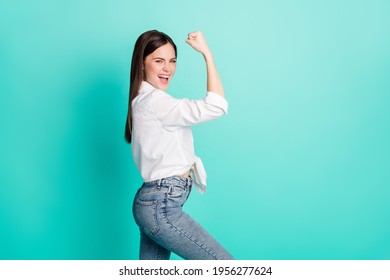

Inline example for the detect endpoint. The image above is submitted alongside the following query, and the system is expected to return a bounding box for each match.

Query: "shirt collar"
[139,81,156,94]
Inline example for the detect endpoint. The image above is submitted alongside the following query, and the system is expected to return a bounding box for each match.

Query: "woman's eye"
[171,60,176,63]
[156,60,163,63]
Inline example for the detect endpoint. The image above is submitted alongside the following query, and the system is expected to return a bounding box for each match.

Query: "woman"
[124,30,233,260]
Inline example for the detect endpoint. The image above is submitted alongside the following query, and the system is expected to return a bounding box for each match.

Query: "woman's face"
[143,43,176,90]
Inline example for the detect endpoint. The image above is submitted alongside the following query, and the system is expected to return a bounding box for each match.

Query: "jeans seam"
[162,194,218,260]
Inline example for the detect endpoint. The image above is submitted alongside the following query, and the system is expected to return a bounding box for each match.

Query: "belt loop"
[156,178,162,189]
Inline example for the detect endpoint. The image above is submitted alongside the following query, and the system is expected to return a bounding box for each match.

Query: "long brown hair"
[124,30,177,143]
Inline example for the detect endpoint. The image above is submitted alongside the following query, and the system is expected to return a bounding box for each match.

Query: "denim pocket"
[134,199,159,235]
[167,186,186,198]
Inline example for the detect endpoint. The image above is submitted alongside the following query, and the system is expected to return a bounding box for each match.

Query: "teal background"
[1,0,389,260]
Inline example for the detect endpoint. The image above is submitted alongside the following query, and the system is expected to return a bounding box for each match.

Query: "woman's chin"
[157,83,169,90]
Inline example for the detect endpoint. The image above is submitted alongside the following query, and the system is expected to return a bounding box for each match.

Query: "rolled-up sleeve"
[150,90,228,127]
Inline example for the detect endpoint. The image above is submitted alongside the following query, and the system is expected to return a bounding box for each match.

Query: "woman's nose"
[163,64,170,72]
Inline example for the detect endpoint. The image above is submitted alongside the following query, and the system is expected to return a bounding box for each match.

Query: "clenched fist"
[185,31,211,56]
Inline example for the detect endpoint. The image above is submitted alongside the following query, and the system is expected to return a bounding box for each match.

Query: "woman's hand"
[185,31,211,56]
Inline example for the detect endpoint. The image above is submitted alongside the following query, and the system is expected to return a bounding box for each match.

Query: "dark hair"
[124,30,177,143]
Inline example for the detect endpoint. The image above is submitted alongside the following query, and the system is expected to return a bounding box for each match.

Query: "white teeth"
[158,75,169,78]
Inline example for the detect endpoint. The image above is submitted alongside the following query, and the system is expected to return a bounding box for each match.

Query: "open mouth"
[157,74,170,84]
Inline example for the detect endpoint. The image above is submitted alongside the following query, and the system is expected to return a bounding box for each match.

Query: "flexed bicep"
[150,90,228,127]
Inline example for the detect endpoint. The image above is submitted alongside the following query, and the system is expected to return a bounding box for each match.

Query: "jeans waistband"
[144,176,193,188]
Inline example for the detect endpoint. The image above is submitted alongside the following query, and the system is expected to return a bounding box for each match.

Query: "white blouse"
[131,81,228,193]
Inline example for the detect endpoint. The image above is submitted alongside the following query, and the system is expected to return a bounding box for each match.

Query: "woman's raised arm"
[185,31,225,98]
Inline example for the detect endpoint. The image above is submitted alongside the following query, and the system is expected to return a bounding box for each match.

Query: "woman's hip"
[132,175,193,234]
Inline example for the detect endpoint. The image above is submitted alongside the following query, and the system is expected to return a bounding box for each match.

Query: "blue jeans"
[132,176,234,260]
